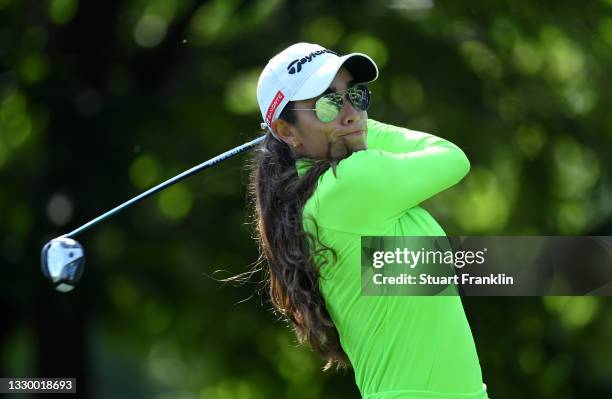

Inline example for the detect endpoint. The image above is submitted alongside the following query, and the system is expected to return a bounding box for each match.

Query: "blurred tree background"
[1,0,612,398]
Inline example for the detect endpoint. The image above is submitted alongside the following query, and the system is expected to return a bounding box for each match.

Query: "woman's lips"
[343,130,364,137]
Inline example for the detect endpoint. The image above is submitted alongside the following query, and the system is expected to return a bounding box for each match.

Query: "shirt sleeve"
[366,118,453,153]
[311,119,471,232]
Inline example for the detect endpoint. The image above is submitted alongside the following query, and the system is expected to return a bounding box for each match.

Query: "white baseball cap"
[256,42,379,138]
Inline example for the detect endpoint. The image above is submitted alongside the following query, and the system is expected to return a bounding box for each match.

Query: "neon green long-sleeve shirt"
[296,119,488,399]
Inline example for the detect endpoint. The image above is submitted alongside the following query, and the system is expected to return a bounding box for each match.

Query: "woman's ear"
[271,119,298,148]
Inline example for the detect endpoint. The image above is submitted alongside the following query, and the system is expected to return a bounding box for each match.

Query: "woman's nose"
[340,96,361,125]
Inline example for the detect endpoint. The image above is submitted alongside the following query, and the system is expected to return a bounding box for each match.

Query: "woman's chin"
[347,136,367,152]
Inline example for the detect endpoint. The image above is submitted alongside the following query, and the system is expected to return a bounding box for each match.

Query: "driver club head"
[41,237,85,292]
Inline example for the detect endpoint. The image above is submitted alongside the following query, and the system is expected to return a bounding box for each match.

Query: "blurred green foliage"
[1,0,612,398]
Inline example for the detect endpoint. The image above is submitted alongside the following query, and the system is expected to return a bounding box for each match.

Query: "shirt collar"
[296,157,316,177]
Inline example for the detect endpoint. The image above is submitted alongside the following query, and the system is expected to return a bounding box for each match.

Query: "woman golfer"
[250,42,488,399]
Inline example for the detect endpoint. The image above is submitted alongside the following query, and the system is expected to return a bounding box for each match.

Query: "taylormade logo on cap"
[286,49,337,74]
[257,42,379,139]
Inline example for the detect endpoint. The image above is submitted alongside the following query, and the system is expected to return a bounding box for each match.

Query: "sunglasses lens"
[348,84,370,111]
[314,84,371,123]
[315,94,342,123]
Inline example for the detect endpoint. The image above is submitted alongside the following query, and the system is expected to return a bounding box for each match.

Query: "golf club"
[41,135,266,292]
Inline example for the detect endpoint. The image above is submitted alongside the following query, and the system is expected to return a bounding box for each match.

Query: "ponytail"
[247,119,350,370]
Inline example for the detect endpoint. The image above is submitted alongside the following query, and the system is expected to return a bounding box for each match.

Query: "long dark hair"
[247,105,350,371]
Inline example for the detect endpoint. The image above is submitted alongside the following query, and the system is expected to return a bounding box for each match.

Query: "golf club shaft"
[61,135,266,239]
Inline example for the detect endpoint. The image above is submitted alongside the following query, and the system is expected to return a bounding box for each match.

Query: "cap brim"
[291,53,379,101]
